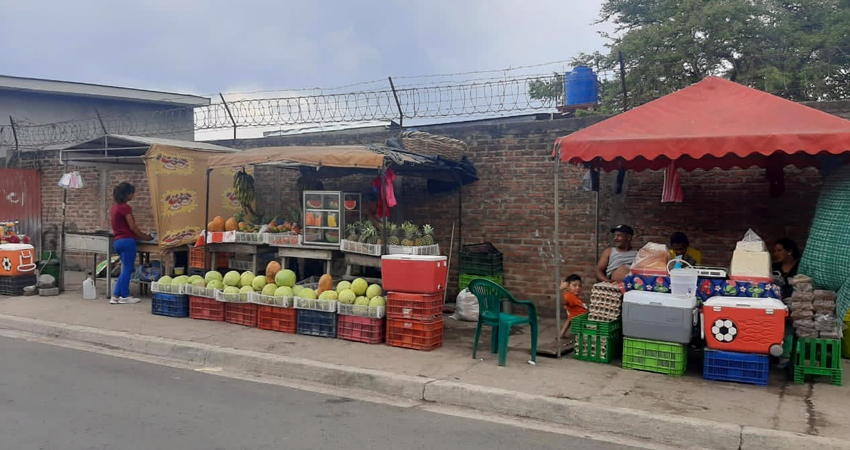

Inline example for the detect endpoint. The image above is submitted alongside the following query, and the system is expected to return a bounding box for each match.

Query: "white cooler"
[622,290,698,344]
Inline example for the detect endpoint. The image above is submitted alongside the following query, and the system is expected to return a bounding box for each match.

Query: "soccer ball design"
[1,257,11,272]
[711,319,738,343]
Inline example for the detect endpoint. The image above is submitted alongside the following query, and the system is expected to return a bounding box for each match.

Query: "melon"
[251,275,268,291]
[355,296,369,305]
[157,276,174,285]
[172,276,190,286]
[188,275,204,284]
[191,279,206,288]
[239,285,254,301]
[240,271,255,288]
[225,217,239,232]
[336,281,352,293]
[366,284,383,299]
[299,289,317,300]
[368,296,386,307]
[266,261,282,284]
[338,289,356,304]
[353,296,371,314]
[344,200,357,210]
[351,278,368,296]
[204,271,223,284]
[224,286,239,294]
[306,199,322,209]
[207,280,225,290]
[275,269,296,288]
[261,283,278,297]
[292,285,304,296]
[319,290,338,301]
[223,271,241,287]
[274,286,293,297]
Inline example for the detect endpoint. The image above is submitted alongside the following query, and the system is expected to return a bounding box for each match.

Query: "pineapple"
[421,224,435,246]
[345,223,359,242]
[401,222,418,246]
[359,223,375,243]
[386,223,401,246]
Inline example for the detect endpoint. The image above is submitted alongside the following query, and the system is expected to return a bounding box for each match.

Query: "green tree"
[527,72,564,107]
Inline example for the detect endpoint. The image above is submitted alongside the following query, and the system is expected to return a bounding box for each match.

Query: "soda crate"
[386,292,443,321]
[386,317,443,351]
[267,233,302,247]
[458,273,504,291]
[296,309,337,338]
[337,302,385,319]
[224,302,258,327]
[189,295,225,322]
[793,338,843,386]
[248,291,294,308]
[294,296,337,312]
[150,281,181,294]
[0,274,36,296]
[571,315,622,363]
[188,246,229,270]
[341,239,382,256]
[387,244,440,256]
[622,337,688,376]
[152,293,190,318]
[703,349,769,386]
[207,231,268,244]
[184,284,218,299]
[337,315,385,344]
[215,289,251,303]
[257,305,297,333]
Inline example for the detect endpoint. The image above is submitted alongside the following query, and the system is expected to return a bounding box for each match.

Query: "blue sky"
[0,0,609,97]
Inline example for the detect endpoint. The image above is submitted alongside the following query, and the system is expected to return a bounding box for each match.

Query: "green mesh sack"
[799,164,850,320]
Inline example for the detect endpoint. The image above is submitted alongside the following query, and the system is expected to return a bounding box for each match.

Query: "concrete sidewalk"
[0,277,848,449]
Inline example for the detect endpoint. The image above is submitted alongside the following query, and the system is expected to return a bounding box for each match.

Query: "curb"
[0,314,847,450]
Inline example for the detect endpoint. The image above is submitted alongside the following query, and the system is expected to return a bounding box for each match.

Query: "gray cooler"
[622,290,698,344]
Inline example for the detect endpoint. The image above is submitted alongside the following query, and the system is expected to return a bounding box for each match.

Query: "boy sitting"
[559,274,588,340]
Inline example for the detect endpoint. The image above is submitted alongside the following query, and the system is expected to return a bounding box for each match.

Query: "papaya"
[317,274,333,295]
[225,218,238,232]
[210,216,225,232]
[266,261,282,284]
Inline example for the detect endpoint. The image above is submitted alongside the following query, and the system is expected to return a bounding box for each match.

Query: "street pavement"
[0,336,641,450]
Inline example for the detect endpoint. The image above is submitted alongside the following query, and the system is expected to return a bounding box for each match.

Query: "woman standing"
[110,182,152,304]
[772,238,801,299]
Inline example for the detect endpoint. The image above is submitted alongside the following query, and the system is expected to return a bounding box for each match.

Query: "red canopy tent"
[545,77,850,355]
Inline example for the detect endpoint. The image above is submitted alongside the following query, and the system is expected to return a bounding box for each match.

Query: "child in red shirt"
[560,274,587,340]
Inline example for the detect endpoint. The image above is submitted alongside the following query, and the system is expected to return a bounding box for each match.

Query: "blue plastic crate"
[703,349,769,386]
[296,309,337,338]
[152,293,190,318]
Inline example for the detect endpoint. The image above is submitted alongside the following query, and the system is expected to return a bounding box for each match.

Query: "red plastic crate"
[224,302,258,327]
[337,315,385,344]
[189,246,229,269]
[189,295,225,321]
[386,292,443,320]
[386,317,443,351]
[257,305,297,333]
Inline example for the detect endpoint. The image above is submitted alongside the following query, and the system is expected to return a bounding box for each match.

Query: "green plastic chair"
[468,279,538,366]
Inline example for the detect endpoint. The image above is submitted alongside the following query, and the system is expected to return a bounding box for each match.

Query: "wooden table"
[276,246,339,279]
[343,253,382,279]
[62,232,113,297]
[209,243,275,274]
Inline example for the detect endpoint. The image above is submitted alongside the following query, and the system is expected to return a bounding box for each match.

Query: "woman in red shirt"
[110,183,152,304]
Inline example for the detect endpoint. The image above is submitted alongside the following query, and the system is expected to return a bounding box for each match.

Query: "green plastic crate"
[572,315,622,363]
[793,337,843,386]
[459,273,503,290]
[622,337,687,376]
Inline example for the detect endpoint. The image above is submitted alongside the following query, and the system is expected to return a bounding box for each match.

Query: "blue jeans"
[113,238,136,298]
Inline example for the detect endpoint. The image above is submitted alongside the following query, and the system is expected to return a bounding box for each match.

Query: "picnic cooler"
[381,255,447,294]
[702,296,787,356]
[622,290,697,344]
[0,244,37,277]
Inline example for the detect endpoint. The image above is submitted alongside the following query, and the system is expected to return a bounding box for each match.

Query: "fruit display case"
[303,191,361,247]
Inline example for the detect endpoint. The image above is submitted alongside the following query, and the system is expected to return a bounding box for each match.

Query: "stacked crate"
[382,254,448,351]
[458,243,503,290]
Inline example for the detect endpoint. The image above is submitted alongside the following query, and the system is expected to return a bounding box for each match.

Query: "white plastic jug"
[82,275,96,300]
[667,260,698,297]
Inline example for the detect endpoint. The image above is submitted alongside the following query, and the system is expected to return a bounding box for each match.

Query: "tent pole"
[553,153,561,358]
[59,163,68,292]
[204,168,211,271]
[595,160,600,263]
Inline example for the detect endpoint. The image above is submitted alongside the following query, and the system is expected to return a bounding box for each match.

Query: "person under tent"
[595,225,638,283]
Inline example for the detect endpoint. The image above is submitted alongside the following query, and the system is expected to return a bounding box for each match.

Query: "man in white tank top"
[595,225,638,283]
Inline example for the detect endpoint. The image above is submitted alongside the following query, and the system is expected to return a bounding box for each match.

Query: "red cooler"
[381,255,447,294]
[0,244,37,277]
[702,297,787,356]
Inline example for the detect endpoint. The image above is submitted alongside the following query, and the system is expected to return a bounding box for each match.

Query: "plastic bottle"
[82,273,96,300]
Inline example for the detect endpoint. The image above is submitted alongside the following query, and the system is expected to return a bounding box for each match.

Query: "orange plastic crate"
[224,302,258,327]
[386,292,443,321]
[189,246,229,269]
[189,296,225,321]
[386,317,443,351]
[338,315,385,344]
[257,305,297,333]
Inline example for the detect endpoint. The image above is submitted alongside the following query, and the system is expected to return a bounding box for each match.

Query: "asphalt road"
[0,337,641,450]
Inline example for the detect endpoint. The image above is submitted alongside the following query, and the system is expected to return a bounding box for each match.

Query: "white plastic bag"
[735,228,766,252]
[451,289,479,322]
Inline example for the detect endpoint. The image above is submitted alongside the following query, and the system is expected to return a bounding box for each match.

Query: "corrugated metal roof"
[62,134,236,153]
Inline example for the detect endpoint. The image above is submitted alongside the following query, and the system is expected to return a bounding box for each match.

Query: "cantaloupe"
[317,274,333,295]
[225,218,238,232]
[266,261,282,284]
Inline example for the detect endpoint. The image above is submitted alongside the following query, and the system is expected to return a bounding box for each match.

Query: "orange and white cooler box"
[702,296,787,356]
[381,255,447,294]
[0,244,37,276]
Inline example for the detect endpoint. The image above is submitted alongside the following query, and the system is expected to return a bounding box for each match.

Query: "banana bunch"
[233,169,257,215]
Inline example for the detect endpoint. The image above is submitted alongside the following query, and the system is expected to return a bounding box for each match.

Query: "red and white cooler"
[701,297,787,356]
[0,243,37,277]
[381,255,447,294]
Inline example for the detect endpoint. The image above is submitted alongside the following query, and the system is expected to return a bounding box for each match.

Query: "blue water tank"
[564,66,599,107]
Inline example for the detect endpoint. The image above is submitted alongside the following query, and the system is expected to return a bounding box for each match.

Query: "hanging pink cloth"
[661,160,683,203]
[371,169,398,218]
